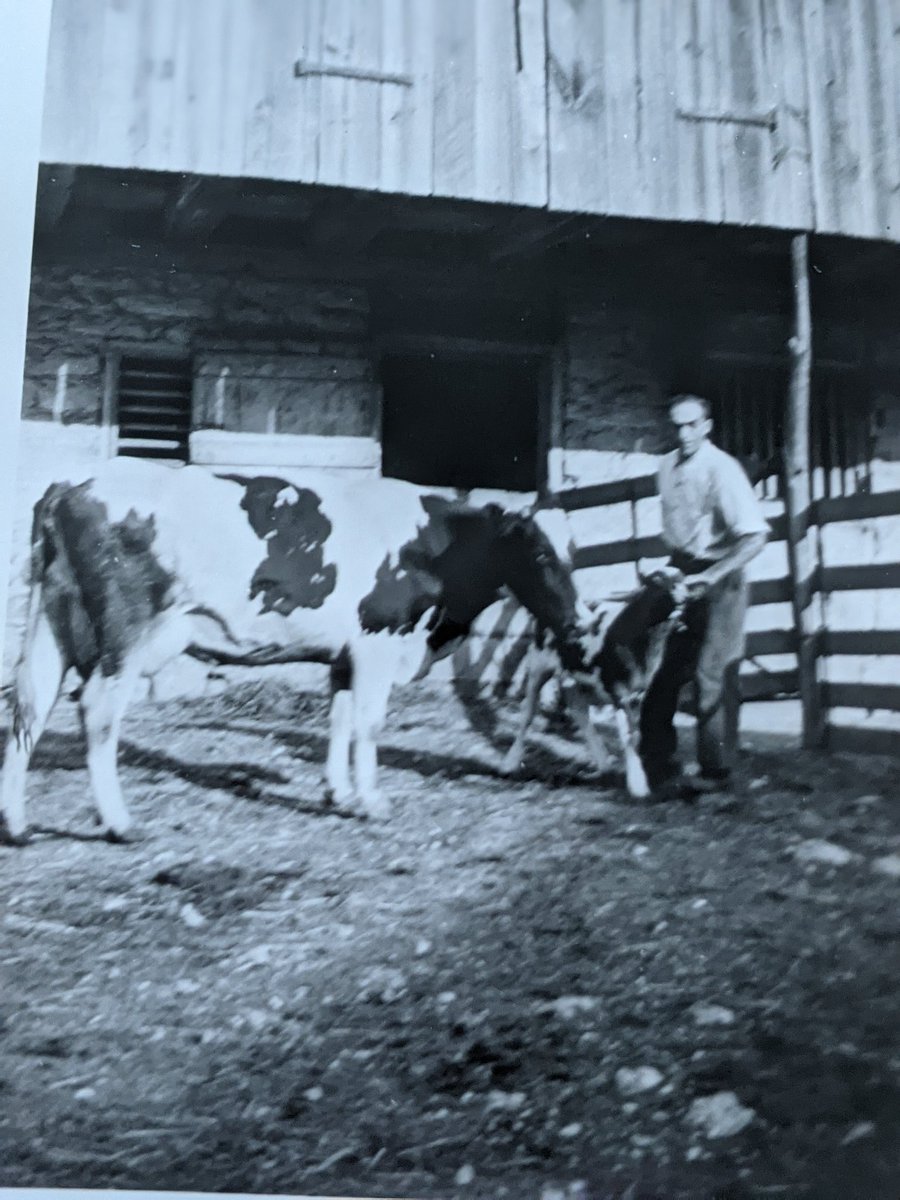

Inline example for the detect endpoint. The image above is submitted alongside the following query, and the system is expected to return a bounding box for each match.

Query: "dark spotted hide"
[31,482,175,679]
[226,475,337,615]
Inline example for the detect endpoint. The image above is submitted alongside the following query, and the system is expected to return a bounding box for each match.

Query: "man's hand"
[685,574,713,600]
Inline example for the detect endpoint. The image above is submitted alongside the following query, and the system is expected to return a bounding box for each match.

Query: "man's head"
[669,394,713,461]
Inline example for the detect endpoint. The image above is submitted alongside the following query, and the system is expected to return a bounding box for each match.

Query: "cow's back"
[36,462,455,664]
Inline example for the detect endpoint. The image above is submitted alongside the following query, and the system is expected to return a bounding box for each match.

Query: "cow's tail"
[7,486,67,752]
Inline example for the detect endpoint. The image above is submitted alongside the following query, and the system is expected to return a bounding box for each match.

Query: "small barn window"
[115,355,193,461]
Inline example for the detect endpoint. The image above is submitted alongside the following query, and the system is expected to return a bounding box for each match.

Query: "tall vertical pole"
[0,0,54,676]
[785,232,824,748]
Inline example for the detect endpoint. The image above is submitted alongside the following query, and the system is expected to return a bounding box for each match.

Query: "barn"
[2,4,900,1197]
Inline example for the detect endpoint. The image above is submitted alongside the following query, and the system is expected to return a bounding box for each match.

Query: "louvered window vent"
[117,356,192,461]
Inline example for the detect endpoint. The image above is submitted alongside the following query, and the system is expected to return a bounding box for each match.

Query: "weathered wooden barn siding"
[541,0,899,237]
[40,0,547,206]
[40,0,899,242]
[546,0,900,239]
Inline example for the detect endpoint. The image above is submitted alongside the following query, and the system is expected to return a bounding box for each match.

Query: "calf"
[500,569,687,797]
[2,460,603,842]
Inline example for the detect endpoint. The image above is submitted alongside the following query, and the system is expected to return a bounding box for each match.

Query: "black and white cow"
[1,460,600,843]
[500,569,687,797]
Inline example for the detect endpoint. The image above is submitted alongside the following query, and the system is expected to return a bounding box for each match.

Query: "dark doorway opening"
[380,352,542,491]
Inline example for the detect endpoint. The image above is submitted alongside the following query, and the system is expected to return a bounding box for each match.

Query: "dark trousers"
[639,565,748,785]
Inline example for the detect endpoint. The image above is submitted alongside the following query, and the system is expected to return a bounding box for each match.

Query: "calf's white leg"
[567,686,611,775]
[614,705,650,799]
[1,612,65,841]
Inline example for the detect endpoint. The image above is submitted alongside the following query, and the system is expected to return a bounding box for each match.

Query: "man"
[640,394,769,794]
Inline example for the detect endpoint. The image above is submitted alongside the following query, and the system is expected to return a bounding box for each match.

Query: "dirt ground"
[1,679,898,1200]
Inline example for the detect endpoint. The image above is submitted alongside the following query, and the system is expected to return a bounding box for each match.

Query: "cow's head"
[493,511,585,671]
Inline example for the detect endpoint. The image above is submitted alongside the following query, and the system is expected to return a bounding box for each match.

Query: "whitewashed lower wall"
[189,430,382,472]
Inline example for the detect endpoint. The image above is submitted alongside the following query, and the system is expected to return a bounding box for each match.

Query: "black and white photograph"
[1,2,899,1198]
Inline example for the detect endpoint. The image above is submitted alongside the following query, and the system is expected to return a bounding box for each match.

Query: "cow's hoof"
[102,825,136,845]
[323,787,356,817]
[499,755,522,777]
[0,821,31,847]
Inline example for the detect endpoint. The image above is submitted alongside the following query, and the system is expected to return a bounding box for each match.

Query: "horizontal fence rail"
[822,683,900,711]
[821,631,900,656]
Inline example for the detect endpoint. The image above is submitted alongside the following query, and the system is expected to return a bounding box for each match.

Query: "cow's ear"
[496,510,524,538]
[420,494,454,518]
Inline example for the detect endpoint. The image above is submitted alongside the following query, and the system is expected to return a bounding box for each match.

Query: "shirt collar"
[674,438,713,469]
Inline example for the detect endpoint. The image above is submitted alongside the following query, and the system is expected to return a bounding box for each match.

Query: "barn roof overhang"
[32,164,900,347]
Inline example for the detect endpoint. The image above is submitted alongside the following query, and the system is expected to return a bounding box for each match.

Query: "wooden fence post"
[785,233,825,748]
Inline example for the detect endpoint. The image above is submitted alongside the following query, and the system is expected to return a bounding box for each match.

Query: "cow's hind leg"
[1,612,65,843]
[79,669,139,840]
[324,656,354,810]
[349,645,399,821]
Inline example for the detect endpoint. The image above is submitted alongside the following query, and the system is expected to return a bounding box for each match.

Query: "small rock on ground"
[842,1120,876,1145]
[871,853,900,879]
[687,1091,755,1138]
[690,1002,736,1027]
[793,839,853,866]
[537,996,601,1020]
[615,1066,664,1095]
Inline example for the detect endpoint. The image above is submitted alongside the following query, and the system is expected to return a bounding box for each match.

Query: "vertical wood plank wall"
[40,0,900,244]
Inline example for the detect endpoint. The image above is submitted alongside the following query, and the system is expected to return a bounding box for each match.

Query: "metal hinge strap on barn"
[675,106,777,132]
[293,61,413,87]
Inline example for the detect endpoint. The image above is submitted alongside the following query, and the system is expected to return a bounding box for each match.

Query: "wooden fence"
[553,472,900,752]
